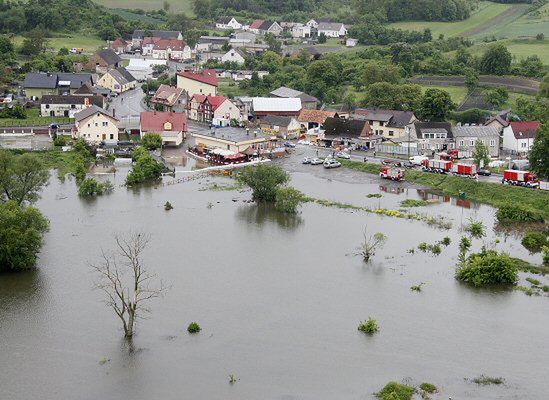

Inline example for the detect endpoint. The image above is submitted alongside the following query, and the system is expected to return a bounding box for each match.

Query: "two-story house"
[354,109,417,139]
[85,48,122,74]
[177,69,218,97]
[215,17,242,30]
[73,105,119,143]
[453,125,501,157]
[40,94,104,117]
[502,121,540,155]
[140,111,188,147]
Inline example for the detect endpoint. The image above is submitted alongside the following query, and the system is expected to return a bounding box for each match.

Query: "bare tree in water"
[93,232,166,338]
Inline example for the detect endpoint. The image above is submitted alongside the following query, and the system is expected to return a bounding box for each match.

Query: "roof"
[23,72,93,89]
[250,19,264,29]
[261,115,294,127]
[74,105,117,122]
[252,97,302,112]
[205,95,228,111]
[509,121,540,139]
[151,85,185,107]
[153,39,187,51]
[127,59,167,70]
[193,127,276,143]
[354,109,415,128]
[96,48,121,66]
[452,125,500,138]
[298,109,337,124]
[323,117,370,139]
[258,20,279,31]
[270,86,318,103]
[217,16,235,24]
[178,69,218,87]
[189,94,207,103]
[74,83,110,96]
[41,94,103,107]
[317,22,345,31]
[412,122,453,139]
[111,38,126,47]
[485,109,512,128]
[198,36,230,44]
[140,111,188,133]
[107,67,136,85]
[132,30,181,40]
[224,48,247,59]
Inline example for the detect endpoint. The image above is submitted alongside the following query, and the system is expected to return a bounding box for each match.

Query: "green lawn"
[217,78,249,98]
[93,0,194,15]
[465,39,549,65]
[13,35,105,53]
[0,109,73,127]
[388,1,512,38]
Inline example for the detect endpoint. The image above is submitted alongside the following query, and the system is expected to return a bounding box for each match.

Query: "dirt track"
[411,75,540,95]
[462,4,526,37]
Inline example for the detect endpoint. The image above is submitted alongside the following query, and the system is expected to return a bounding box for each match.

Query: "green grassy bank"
[339,159,549,221]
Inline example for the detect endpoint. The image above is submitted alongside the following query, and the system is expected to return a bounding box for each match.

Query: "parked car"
[323,159,341,169]
[477,168,492,176]
[284,141,296,148]
[302,157,312,164]
[382,159,393,165]
[336,151,350,159]
[297,139,311,145]
[310,158,323,165]
[403,161,415,169]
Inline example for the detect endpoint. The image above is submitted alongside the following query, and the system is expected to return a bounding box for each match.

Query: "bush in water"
[358,317,379,335]
[187,322,201,333]
[521,231,548,253]
[237,163,289,202]
[456,248,518,287]
[375,381,415,400]
[275,187,304,213]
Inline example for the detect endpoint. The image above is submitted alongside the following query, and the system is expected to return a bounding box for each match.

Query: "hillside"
[93,0,194,14]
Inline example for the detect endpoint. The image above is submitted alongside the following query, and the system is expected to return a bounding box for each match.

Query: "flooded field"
[1,160,548,400]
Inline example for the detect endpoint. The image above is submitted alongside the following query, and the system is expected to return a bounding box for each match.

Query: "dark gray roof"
[74,83,110,96]
[261,115,293,127]
[323,117,368,139]
[258,21,279,31]
[109,67,136,85]
[41,94,103,107]
[96,48,121,66]
[217,16,234,24]
[199,36,230,44]
[453,125,500,138]
[413,122,453,139]
[24,72,93,89]
[74,105,117,122]
[132,30,181,40]
[355,109,415,129]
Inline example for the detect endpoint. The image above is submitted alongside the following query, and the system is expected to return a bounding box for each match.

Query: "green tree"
[237,164,289,202]
[57,47,69,56]
[79,178,112,197]
[141,133,163,150]
[275,187,303,213]
[454,46,471,66]
[193,0,212,19]
[417,88,455,121]
[515,96,549,122]
[529,123,549,180]
[473,140,491,168]
[318,32,327,43]
[464,69,479,94]
[515,55,543,78]
[126,152,164,186]
[0,35,14,55]
[539,74,549,98]
[0,201,49,272]
[0,151,49,206]
[479,43,512,75]
[484,87,508,109]
[19,30,49,56]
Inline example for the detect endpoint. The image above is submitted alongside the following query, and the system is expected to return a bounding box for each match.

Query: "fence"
[375,144,419,157]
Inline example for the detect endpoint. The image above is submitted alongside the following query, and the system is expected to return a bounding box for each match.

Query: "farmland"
[93,0,194,14]
[464,38,549,65]
[12,35,106,53]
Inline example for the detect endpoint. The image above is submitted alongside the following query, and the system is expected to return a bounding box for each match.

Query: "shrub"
[375,381,415,400]
[187,322,201,333]
[53,135,70,146]
[358,317,379,335]
[132,146,148,161]
[126,152,163,186]
[275,187,304,213]
[410,283,425,292]
[543,246,549,265]
[164,201,173,210]
[400,199,429,207]
[465,219,485,238]
[496,204,544,223]
[358,231,387,262]
[419,383,437,393]
[459,236,471,261]
[525,277,541,286]
[521,231,548,253]
[237,164,289,202]
[78,178,108,197]
[471,375,504,385]
[418,242,429,252]
[441,237,451,246]
[456,249,518,287]
[431,243,442,255]
[141,133,163,150]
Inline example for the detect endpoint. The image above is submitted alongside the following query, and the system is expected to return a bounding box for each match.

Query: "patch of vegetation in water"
[187,322,201,333]
[358,317,379,335]
[419,382,437,393]
[456,249,518,287]
[366,193,382,198]
[400,199,429,207]
[521,231,548,253]
[375,381,415,400]
[470,375,504,385]
[198,182,243,192]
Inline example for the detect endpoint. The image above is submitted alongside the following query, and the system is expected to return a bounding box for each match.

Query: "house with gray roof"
[453,124,500,157]
[269,86,318,109]
[23,72,95,99]
[317,22,347,37]
[40,94,104,118]
[354,109,417,139]
[97,67,136,93]
[406,122,454,155]
[85,48,122,74]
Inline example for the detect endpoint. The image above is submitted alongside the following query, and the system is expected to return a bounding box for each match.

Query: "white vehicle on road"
[323,159,341,169]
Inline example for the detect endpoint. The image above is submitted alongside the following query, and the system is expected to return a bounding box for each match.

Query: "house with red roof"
[187,94,240,125]
[249,20,282,35]
[503,121,540,154]
[141,37,191,60]
[139,111,188,147]
[110,38,130,54]
[177,69,218,97]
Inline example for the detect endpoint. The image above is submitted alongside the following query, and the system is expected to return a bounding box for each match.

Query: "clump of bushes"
[459,236,472,261]
[141,133,163,150]
[275,187,304,213]
[418,238,449,255]
[419,382,437,393]
[78,178,113,197]
[358,317,379,335]
[455,248,518,287]
[410,283,425,292]
[521,231,548,253]
[126,148,164,186]
[496,204,544,223]
[187,322,201,333]
[471,375,504,385]
[465,219,485,238]
[164,201,173,211]
[237,164,289,202]
[53,135,70,146]
[400,199,429,207]
[375,381,415,400]
[366,193,382,198]
[441,237,451,246]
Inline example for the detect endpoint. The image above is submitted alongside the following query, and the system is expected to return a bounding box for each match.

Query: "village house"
[142,37,191,61]
[197,52,224,65]
[221,48,247,65]
[354,109,417,139]
[23,72,95,99]
[407,122,454,154]
[110,38,130,54]
[97,67,137,93]
[195,36,230,52]
[317,22,347,37]
[453,125,501,158]
[140,111,188,147]
[177,69,218,96]
[297,109,339,133]
[291,24,312,38]
[321,117,379,148]
[269,86,318,110]
[40,94,104,117]
[126,59,167,81]
[249,20,283,36]
[85,48,122,74]
[215,17,242,30]
[73,105,119,144]
[192,127,278,154]
[74,83,110,97]
[132,30,182,47]
[306,18,330,29]
[260,115,301,139]
[187,94,240,125]
[226,70,269,81]
[485,109,511,133]
[502,121,540,155]
[251,97,302,121]
[150,85,186,113]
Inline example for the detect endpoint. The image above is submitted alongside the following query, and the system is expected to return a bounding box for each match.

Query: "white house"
[221,48,247,65]
[502,121,540,154]
[291,24,312,38]
[73,106,119,144]
[40,94,104,117]
[126,59,167,81]
[317,22,347,38]
[215,17,242,30]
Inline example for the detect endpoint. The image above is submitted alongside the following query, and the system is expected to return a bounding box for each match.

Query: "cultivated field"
[13,35,105,53]
[93,0,194,14]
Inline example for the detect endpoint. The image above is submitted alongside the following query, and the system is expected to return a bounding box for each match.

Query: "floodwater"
[1,156,548,400]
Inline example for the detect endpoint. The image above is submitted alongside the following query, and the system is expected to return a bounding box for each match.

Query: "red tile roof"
[140,111,188,133]
[153,38,186,51]
[177,69,218,87]
[250,19,264,29]
[298,109,337,124]
[111,38,126,48]
[189,94,207,103]
[206,95,228,111]
[510,121,540,139]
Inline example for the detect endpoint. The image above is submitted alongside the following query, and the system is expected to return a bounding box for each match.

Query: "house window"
[490,139,495,147]
[45,104,50,109]
[102,122,108,127]
[71,104,75,109]
[521,142,527,148]
[87,123,91,128]
[388,131,394,136]
[110,134,114,139]
[459,140,464,147]
[470,140,474,146]
[95,123,98,127]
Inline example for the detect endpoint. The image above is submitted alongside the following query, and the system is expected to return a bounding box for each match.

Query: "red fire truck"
[422,159,453,174]
[379,166,405,181]
[502,170,539,188]
[451,163,477,178]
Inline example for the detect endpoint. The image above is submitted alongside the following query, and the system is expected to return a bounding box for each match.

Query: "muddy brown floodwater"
[1,159,548,400]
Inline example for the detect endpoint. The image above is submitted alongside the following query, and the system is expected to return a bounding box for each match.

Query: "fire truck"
[451,163,477,178]
[422,159,453,174]
[502,170,539,188]
[379,166,405,181]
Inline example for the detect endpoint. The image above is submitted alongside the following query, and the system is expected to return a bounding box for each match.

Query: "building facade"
[73,106,119,143]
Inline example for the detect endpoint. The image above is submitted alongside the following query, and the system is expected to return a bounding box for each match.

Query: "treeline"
[353,0,471,22]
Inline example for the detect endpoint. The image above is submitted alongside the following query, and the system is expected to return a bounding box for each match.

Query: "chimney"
[112,108,115,118]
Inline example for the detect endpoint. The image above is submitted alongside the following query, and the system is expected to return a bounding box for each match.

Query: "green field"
[13,35,105,53]
[388,1,512,38]
[93,0,194,14]
[464,38,549,65]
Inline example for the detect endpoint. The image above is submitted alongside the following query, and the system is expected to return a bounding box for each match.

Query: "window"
[459,140,464,147]
[470,140,475,146]
[45,104,50,109]
[87,123,91,128]
[521,142,527,148]
[388,131,394,136]
[110,134,114,140]
[102,122,108,127]
[71,104,75,109]
[490,139,495,147]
